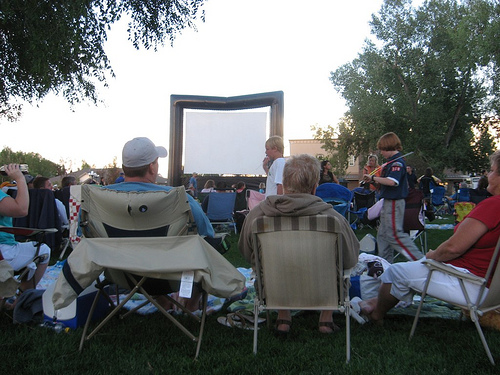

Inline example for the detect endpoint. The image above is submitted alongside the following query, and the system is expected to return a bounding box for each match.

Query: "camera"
[0,164,29,176]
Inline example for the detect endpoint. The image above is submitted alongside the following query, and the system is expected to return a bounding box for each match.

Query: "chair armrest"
[423,259,485,285]
[0,226,58,237]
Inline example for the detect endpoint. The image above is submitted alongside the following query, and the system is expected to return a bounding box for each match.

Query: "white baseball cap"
[122,137,168,168]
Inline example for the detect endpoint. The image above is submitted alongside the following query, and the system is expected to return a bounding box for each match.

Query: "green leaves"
[0,0,206,117]
[322,0,499,174]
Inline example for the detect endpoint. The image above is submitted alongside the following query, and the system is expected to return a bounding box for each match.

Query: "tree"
[0,147,64,178]
[316,0,499,175]
[0,0,206,119]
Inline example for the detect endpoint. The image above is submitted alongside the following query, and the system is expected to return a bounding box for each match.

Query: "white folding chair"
[409,236,500,365]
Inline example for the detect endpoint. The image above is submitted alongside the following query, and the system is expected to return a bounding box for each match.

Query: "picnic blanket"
[224,267,462,320]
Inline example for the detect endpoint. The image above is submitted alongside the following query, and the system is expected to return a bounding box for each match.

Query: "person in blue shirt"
[104,137,216,311]
[0,164,51,307]
[188,172,198,198]
[363,132,423,263]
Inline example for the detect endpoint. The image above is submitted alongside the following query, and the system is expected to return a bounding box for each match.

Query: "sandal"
[318,321,340,334]
[275,319,292,335]
[231,311,266,325]
[217,313,256,330]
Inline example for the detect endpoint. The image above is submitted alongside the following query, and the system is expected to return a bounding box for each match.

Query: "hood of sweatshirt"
[260,194,331,217]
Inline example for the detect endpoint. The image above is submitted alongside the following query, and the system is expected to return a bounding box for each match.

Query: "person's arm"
[262,156,270,174]
[363,174,397,187]
[425,217,488,262]
[332,173,339,184]
[0,164,29,217]
[276,184,283,195]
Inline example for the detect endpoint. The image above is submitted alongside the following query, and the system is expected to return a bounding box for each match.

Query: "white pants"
[381,258,486,306]
[0,242,51,271]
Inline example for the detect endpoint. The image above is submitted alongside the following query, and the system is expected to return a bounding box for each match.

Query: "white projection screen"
[169,92,284,187]
[184,111,268,175]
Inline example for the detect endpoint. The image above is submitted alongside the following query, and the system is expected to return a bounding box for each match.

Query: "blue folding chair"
[315,183,353,218]
[349,187,376,229]
[206,192,237,234]
[457,187,471,202]
[430,185,448,215]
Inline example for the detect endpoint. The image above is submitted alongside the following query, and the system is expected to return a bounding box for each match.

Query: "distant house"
[288,139,362,189]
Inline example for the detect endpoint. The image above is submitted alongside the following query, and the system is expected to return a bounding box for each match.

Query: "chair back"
[480,236,500,309]
[404,189,425,232]
[352,189,376,211]
[206,192,236,221]
[315,183,352,217]
[246,190,265,211]
[13,189,62,250]
[54,186,71,219]
[80,185,194,238]
[469,189,491,205]
[457,188,471,202]
[252,215,343,310]
[431,186,446,206]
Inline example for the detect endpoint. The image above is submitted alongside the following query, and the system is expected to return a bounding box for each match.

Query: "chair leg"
[194,291,208,360]
[253,296,259,354]
[471,312,495,365]
[410,271,434,340]
[345,301,351,363]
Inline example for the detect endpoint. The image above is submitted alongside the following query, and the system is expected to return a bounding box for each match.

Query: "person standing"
[263,136,285,197]
[362,155,381,191]
[363,132,423,263]
[188,172,198,198]
[406,165,418,190]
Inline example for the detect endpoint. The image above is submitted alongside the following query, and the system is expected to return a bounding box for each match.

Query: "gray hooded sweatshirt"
[238,193,360,269]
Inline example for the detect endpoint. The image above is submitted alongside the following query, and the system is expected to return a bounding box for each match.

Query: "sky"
[1,0,384,177]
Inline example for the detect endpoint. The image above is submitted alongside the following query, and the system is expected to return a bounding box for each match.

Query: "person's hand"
[363,174,372,183]
[3,164,24,181]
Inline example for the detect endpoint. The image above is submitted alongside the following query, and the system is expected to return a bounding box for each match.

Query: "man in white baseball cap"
[108,137,214,237]
[105,137,216,311]
[122,137,168,169]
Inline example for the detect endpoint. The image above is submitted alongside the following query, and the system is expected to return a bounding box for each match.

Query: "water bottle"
[39,321,69,333]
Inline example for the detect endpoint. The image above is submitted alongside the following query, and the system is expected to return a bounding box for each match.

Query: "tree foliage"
[0,147,64,179]
[0,0,206,119]
[316,0,500,175]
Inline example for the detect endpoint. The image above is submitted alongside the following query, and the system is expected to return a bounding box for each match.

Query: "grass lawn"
[1,214,499,374]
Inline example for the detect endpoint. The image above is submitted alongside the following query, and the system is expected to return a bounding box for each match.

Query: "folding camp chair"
[13,189,62,253]
[403,189,427,253]
[246,190,265,211]
[206,192,237,234]
[0,226,57,309]
[349,188,376,229]
[469,188,491,205]
[457,187,471,202]
[75,185,208,358]
[315,183,353,218]
[409,236,500,365]
[251,215,354,363]
[430,185,448,216]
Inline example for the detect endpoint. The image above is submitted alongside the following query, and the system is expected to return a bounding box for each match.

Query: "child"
[363,132,423,263]
[263,136,285,197]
